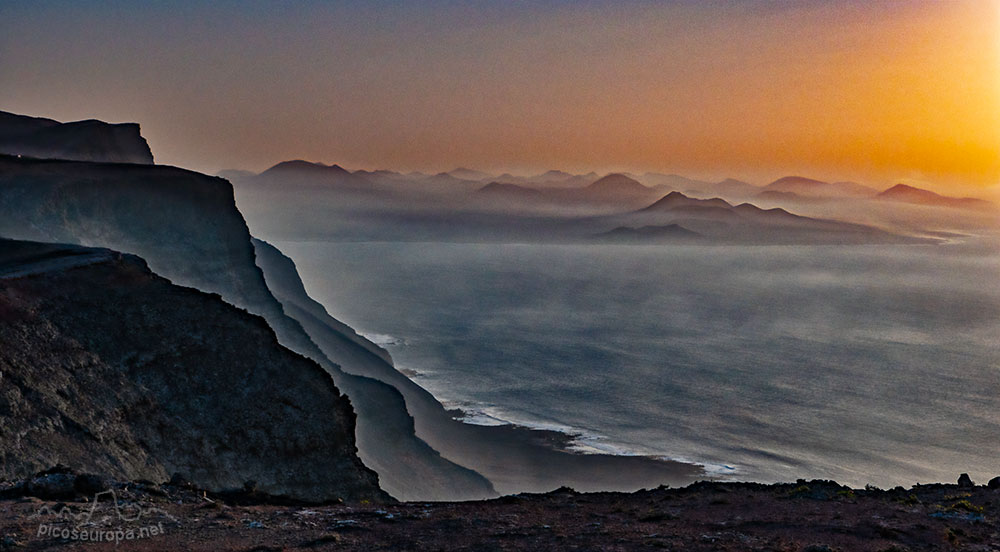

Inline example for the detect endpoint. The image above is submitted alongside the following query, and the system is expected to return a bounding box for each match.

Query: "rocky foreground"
[2,471,999,551]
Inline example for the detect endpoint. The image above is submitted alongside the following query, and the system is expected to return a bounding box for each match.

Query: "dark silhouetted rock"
[0,154,496,502]
[27,474,77,500]
[0,239,387,503]
[0,110,153,164]
[73,473,111,496]
[958,473,974,487]
[987,476,1000,490]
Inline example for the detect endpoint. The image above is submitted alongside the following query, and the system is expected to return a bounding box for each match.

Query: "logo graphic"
[32,489,175,544]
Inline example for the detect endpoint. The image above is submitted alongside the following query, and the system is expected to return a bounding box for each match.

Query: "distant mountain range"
[476,181,544,198]
[597,191,923,245]
[762,176,877,198]
[227,161,994,215]
[876,184,994,210]
[226,158,995,243]
[583,173,653,198]
[447,167,494,181]
[254,159,374,191]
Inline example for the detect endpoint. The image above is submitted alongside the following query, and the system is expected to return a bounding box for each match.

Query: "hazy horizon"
[227,160,998,200]
[2,0,998,196]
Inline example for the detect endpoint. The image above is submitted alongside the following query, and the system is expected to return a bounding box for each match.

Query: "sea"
[275,238,1000,488]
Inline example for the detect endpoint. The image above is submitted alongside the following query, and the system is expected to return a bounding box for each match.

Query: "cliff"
[251,239,497,501]
[0,239,386,503]
[0,111,153,164]
[0,154,320,358]
[0,153,496,501]
[0,114,701,500]
[251,238,393,365]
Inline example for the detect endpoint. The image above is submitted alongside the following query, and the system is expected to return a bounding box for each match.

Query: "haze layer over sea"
[277,238,1000,488]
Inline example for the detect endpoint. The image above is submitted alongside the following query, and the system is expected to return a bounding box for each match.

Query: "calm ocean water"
[276,239,1000,487]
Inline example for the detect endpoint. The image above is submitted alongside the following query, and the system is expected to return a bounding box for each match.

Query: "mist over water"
[278,238,1000,488]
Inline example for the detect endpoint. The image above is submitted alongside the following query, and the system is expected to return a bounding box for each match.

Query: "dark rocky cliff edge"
[251,238,497,501]
[0,153,496,501]
[0,111,154,165]
[0,239,387,503]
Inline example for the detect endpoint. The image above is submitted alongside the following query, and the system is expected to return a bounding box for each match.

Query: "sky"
[2,0,998,194]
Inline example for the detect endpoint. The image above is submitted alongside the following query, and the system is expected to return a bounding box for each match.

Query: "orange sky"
[1,1,998,194]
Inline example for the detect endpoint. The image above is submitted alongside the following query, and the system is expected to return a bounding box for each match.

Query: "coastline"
[444,400,739,478]
[335,337,707,495]
[272,237,1000,492]
[261,238,707,496]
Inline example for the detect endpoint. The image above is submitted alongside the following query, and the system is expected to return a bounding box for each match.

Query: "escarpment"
[252,238,497,501]
[0,111,154,164]
[0,239,387,503]
[0,151,496,501]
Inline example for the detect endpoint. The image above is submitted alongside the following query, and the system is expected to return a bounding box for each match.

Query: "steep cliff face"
[0,111,154,165]
[251,238,392,364]
[0,240,386,503]
[0,153,496,501]
[252,239,496,501]
[0,155,316,357]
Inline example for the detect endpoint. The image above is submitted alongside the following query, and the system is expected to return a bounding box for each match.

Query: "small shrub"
[950,500,984,513]
[788,485,811,497]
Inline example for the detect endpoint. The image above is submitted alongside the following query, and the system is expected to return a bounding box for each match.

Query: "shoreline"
[373,336,727,489]
[444,401,740,478]
[339,347,709,495]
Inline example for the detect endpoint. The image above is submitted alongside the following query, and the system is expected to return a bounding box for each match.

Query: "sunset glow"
[2,1,998,193]
[4,1,1000,539]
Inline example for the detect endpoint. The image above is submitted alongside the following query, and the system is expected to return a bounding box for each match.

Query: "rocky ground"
[2,470,999,551]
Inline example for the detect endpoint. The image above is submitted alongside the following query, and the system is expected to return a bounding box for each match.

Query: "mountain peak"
[881,183,921,194]
[765,176,876,198]
[538,170,574,181]
[877,183,993,209]
[255,160,372,190]
[448,167,492,180]
[587,173,646,191]
[718,178,751,186]
[768,175,826,187]
[476,182,541,195]
[262,160,350,174]
[640,191,733,211]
